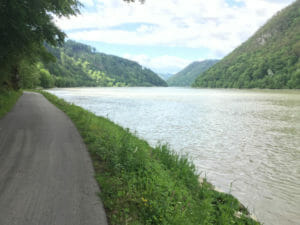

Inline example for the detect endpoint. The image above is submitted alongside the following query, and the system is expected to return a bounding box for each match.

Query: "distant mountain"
[167,60,219,86]
[158,73,174,80]
[44,40,167,87]
[193,0,300,89]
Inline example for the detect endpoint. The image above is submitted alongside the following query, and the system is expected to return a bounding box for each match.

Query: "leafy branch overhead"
[0,0,81,59]
[0,0,143,89]
[0,0,82,88]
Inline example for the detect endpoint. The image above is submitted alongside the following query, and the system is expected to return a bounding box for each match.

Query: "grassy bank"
[0,89,22,118]
[40,90,259,225]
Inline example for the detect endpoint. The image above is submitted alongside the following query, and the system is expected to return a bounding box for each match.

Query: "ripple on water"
[48,87,300,225]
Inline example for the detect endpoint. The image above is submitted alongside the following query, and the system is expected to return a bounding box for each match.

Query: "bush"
[39,68,55,88]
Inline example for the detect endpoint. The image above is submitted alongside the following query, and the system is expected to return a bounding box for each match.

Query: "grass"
[40,90,260,225]
[0,88,22,119]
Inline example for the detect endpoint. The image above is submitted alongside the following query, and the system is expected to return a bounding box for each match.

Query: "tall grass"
[41,91,259,225]
[0,88,22,118]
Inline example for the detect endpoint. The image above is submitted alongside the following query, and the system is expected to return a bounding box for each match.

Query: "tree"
[0,0,145,89]
[19,60,41,89]
[39,68,55,88]
[0,0,81,89]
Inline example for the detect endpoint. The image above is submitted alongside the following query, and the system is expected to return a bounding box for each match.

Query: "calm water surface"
[48,87,300,225]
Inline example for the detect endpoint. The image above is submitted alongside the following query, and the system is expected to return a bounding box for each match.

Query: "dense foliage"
[193,0,300,89]
[0,0,81,89]
[41,90,260,225]
[168,60,218,86]
[43,40,167,87]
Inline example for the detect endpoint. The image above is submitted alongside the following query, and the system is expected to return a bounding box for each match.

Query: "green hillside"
[167,60,218,86]
[43,40,167,87]
[193,0,300,89]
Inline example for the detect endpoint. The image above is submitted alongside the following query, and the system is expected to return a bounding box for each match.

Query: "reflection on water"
[48,87,300,225]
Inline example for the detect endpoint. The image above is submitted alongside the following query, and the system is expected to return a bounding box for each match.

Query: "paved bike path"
[0,92,107,225]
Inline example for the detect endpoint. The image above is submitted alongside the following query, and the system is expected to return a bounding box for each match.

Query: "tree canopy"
[0,0,82,88]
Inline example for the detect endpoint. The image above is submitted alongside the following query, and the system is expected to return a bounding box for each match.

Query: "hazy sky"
[55,0,295,74]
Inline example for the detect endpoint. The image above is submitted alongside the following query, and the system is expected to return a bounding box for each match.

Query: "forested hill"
[193,0,300,89]
[167,60,218,86]
[43,40,167,87]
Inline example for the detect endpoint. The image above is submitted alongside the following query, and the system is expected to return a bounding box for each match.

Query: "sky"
[55,0,295,74]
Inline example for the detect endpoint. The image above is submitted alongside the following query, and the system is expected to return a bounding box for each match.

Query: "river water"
[48,87,300,225]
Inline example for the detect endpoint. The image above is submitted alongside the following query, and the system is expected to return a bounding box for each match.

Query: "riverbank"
[40,90,260,225]
[0,88,22,118]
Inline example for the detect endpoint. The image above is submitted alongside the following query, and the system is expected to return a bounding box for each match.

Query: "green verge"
[40,90,260,225]
[0,89,22,119]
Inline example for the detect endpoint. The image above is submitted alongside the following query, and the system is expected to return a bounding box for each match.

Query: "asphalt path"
[0,92,108,225]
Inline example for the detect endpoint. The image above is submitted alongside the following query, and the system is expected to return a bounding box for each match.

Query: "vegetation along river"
[48,87,300,225]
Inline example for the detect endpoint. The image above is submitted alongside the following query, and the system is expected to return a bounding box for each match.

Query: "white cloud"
[123,54,192,74]
[55,0,295,73]
[58,0,294,56]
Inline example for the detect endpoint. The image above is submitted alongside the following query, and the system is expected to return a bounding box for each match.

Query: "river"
[48,87,300,225]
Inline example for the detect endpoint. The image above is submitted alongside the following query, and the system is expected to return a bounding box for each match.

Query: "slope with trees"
[167,60,218,86]
[18,40,167,88]
[193,0,300,89]
[43,40,167,87]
